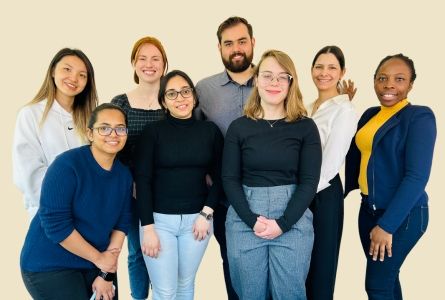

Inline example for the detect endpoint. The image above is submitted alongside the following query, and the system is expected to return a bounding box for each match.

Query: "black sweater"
[135,114,224,226]
[222,116,322,232]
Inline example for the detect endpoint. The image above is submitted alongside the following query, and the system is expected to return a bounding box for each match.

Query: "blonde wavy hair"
[244,49,307,122]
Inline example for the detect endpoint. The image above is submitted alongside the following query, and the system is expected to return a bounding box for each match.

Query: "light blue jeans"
[140,213,212,300]
[226,184,314,300]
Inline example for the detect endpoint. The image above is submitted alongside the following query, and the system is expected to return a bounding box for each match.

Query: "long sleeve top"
[20,145,132,272]
[345,103,436,233]
[222,116,322,233]
[135,114,224,226]
[12,100,85,217]
[111,94,164,173]
[308,94,358,192]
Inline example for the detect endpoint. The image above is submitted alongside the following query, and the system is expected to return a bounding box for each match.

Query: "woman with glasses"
[345,54,436,299]
[305,46,358,300]
[111,36,168,300]
[134,70,223,300]
[20,103,132,300]
[13,48,98,219]
[222,49,322,300]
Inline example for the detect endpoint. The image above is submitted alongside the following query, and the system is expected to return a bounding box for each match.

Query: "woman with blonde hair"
[111,36,168,300]
[13,48,98,218]
[222,49,322,299]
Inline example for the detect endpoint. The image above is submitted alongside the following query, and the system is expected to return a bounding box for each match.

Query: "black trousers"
[306,174,344,300]
[213,202,239,300]
[21,268,119,300]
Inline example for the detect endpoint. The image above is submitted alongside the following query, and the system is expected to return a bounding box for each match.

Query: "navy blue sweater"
[20,145,132,272]
[345,104,436,233]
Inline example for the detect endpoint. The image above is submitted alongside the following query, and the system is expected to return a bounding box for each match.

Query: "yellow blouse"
[356,99,409,195]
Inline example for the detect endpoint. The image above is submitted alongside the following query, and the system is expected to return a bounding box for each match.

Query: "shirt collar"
[218,66,255,87]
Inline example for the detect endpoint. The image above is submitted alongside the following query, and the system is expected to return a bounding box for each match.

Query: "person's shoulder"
[49,146,85,172]
[113,158,133,179]
[18,101,46,117]
[334,94,355,110]
[199,120,223,134]
[196,71,225,89]
[405,104,434,114]
[110,94,128,107]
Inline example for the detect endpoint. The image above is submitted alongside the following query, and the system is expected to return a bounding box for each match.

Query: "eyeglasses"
[164,87,194,100]
[258,71,293,85]
[91,126,128,136]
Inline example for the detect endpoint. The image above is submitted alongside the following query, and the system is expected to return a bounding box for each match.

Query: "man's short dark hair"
[217,16,253,43]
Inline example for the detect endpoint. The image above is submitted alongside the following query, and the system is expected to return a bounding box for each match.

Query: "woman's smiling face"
[374,58,413,107]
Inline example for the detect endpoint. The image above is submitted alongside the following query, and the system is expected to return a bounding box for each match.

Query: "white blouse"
[309,94,358,192]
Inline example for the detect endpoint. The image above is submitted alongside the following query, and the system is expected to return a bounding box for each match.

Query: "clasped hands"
[253,216,283,240]
[92,248,120,300]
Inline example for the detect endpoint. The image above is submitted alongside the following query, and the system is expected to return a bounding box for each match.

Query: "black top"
[135,114,224,226]
[111,94,165,173]
[222,116,322,232]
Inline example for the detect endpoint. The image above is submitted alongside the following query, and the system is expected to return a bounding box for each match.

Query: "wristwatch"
[199,211,213,221]
[98,270,116,282]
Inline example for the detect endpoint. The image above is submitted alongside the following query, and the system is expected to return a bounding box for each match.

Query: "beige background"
[1,0,443,299]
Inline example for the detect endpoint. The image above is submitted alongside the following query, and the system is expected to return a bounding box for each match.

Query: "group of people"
[13,16,436,300]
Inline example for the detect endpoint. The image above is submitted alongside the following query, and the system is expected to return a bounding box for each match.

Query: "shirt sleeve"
[222,121,259,228]
[317,107,358,192]
[134,125,157,226]
[276,120,322,232]
[113,173,133,234]
[12,106,48,217]
[39,159,77,243]
[377,107,436,233]
[205,124,224,209]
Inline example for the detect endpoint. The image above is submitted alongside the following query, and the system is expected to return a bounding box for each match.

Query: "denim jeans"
[358,202,428,300]
[128,200,150,300]
[140,212,212,300]
[22,268,119,300]
[226,184,314,300]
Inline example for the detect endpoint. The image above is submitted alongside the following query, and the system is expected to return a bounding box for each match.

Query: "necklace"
[264,119,281,128]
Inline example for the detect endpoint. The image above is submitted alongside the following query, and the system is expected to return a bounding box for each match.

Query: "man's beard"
[222,51,253,73]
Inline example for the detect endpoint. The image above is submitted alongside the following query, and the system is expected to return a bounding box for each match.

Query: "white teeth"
[106,141,118,145]
[65,82,76,88]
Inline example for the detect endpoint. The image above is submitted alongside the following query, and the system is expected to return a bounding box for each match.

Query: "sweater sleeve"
[39,159,77,243]
[12,106,48,217]
[114,172,133,234]
[377,107,436,233]
[205,124,224,209]
[222,121,258,228]
[317,107,358,192]
[134,125,156,226]
[276,120,322,232]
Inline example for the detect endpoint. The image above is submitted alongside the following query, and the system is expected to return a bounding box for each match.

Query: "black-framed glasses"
[164,87,194,100]
[258,71,293,85]
[91,126,128,136]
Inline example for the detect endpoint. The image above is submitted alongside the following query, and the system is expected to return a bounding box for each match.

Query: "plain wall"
[1,0,443,298]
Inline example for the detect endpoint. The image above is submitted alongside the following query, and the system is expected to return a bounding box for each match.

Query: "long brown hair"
[29,48,98,139]
[244,49,307,122]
